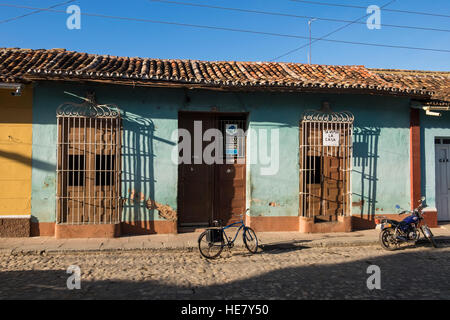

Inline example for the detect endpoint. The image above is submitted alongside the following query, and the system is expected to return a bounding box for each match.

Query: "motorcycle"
[376,197,437,251]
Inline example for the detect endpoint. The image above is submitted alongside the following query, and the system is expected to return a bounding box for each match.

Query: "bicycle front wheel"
[243,227,258,254]
[198,231,224,259]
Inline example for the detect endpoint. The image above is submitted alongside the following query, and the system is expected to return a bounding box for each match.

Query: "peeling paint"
[146,199,177,222]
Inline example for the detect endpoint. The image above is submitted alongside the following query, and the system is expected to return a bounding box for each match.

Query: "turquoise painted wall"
[32,82,179,223]
[31,81,413,224]
[420,109,450,209]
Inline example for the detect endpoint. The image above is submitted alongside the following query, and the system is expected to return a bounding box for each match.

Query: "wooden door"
[85,119,119,224]
[58,118,86,224]
[303,126,322,216]
[436,144,450,221]
[178,113,215,225]
[177,113,247,226]
[215,117,247,224]
[321,155,343,217]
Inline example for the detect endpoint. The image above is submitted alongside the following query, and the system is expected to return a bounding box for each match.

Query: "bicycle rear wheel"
[198,231,224,259]
[243,227,258,254]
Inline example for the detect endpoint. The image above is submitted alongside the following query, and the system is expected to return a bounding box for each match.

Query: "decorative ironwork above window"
[56,92,120,118]
[302,102,354,123]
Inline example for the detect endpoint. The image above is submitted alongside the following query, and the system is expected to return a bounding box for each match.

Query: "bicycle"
[198,209,258,259]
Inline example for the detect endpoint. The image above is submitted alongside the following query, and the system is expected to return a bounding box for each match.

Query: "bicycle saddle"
[211,219,223,227]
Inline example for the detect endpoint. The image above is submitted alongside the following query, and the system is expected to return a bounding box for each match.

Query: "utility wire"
[0,0,75,24]
[0,3,449,54]
[148,0,450,33]
[270,0,396,61]
[290,0,450,19]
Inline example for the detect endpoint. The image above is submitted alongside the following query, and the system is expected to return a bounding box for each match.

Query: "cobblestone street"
[0,243,449,300]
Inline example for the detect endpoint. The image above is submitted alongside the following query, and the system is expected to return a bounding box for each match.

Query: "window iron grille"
[300,108,354,218]
[56,93,122,225]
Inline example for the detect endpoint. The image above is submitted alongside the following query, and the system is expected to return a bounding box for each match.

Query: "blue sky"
[0,0,449,70]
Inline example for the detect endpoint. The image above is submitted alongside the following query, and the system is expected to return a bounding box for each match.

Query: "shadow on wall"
[121,112,177,231]
[353,127,380,221]
[0,150,55,172]
[121,113,156,228]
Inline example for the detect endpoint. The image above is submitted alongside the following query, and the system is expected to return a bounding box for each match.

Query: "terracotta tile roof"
[369,68,450,104]
[0,48,447,102]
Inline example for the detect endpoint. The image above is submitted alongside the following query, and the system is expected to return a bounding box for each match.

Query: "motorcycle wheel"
[429,236,438,248]
[379,228,398,251]
[421,226,437,248]
[409,229,420,245]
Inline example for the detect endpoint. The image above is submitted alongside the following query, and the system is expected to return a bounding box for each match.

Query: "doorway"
[177,112,247,227]
[299,110,354,221]
[435,138,450,221]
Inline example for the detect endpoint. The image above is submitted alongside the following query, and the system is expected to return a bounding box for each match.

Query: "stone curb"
[2,237,448,256]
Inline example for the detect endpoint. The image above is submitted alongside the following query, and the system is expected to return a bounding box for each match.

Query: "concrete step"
[314,215,338,223]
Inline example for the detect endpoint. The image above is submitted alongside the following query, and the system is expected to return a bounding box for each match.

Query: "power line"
[290,0,450,19]
[0,3,449,54]
[0,0,75,24]
[148,0,450,33]
[270,0,396,61]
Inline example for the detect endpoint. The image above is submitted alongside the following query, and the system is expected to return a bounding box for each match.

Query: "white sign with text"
[323,130,340,147]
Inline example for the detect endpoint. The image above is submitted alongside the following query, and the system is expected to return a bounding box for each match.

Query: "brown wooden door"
[214,164,246,224]
[178,113,215,225]
[322,155,343,217]
[178,112,247,226]
[58,118,86,224]
[85,119,119,224]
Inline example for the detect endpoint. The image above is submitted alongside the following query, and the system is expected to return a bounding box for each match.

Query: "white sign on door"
[225,124,240,156]
[323,130,340,147]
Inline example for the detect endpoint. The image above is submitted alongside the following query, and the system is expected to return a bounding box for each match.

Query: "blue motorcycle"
[376,197,437,251]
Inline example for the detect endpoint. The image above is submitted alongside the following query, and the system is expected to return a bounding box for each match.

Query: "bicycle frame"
[222,220,246,246]
[198,210,258,259]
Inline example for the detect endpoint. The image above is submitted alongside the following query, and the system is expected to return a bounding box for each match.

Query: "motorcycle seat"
[384,219,400,226]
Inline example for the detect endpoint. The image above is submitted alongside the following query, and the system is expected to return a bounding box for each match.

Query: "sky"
[0,0,449,71]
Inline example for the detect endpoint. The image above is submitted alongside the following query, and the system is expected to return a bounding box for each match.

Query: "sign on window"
[323,130,340,147]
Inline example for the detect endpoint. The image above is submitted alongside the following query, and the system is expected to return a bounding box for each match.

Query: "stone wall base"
[299,216,352,233]
[55,224,120,239]
[0,217,30,237]
[29,220,177,238]
[31,222,55,237]
[247,216,299,232]
[351,211,438,230]
[246,215,353,233]
[121,220,177,235]
[24,211,439,238]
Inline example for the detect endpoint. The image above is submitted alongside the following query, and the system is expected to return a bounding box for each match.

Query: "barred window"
[57,115,121,225]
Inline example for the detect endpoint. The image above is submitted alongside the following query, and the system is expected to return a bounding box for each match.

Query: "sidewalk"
[1,224,450,255]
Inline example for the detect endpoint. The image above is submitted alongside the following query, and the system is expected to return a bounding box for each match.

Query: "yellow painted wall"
[0,85,33,216]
